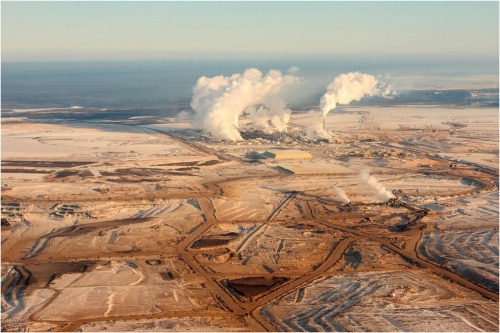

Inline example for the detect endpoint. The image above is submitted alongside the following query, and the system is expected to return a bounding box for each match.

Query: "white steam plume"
[320,72,381,118]
[246,97,292,134]
[333,186,350,204]
[307,72,389,139]
[191,68,298,141]
[359,168,394,203]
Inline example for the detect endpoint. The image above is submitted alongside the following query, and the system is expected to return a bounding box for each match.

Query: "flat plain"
[1,105,498,332]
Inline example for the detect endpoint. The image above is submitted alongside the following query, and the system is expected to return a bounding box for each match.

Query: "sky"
[1,1,499,62]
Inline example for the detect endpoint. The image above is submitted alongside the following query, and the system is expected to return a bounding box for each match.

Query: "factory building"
[263,150,312,159]
[277,163,353,175]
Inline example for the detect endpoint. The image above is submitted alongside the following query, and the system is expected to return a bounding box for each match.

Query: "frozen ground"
[1,105,498,332]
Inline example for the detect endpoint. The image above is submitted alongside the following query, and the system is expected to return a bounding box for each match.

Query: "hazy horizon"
[2,2,498,109]
[2,2,498,62]
[2,56,498,110]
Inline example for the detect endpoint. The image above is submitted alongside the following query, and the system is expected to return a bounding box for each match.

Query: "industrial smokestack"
[313,72,390,137]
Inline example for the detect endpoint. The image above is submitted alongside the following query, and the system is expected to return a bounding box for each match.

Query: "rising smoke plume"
[333,186,350,204]
[245,97,292,134]
[320,72,381,118]
[359,168,394,203]
[190,68,298,141]
[307,72,390,139]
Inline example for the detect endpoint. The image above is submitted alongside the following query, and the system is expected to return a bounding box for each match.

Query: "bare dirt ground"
[1,106,498,332]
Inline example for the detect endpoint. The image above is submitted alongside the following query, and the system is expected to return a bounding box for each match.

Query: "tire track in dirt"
[327,223,499,301]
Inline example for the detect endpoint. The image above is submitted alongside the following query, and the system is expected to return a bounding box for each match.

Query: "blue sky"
[2,1,499,61]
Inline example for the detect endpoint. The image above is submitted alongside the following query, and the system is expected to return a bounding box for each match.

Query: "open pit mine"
[1,70,498,332]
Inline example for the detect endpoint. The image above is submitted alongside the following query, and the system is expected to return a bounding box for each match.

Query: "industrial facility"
[263,150,312,159]
[276,163,353,175]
